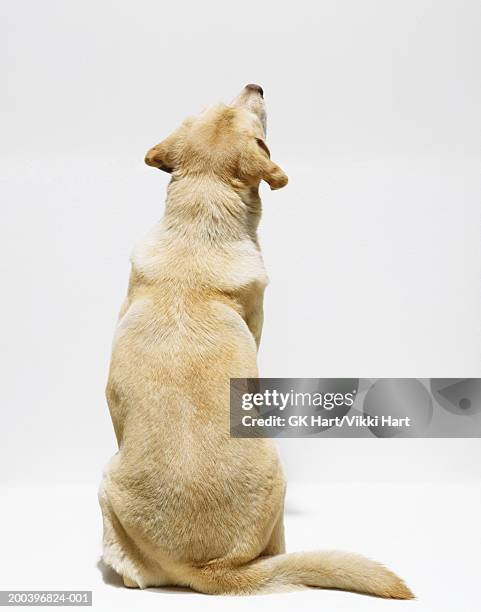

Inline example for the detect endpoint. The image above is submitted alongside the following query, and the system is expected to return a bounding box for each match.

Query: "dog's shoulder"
[130,221,268,292]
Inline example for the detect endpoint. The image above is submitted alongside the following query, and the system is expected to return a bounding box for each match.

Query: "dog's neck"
[162,175,262,245]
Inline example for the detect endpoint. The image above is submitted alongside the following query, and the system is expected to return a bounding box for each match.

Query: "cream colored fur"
[99,85,414,599]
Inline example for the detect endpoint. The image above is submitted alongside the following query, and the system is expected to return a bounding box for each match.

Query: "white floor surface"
[1,482,479,611]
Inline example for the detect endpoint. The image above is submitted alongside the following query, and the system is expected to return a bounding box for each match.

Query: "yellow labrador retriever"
[99,85,413,598]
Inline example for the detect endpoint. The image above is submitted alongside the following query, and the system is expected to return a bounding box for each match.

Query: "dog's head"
[145,85,288,191]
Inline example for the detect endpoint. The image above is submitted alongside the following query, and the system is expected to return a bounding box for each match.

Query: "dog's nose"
[245,83,264,97]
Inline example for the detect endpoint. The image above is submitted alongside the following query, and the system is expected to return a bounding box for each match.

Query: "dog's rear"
[100,85,413,600]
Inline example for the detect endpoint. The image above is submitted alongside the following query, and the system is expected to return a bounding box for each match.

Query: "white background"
[2,0,480,486]
[1,2,481,609]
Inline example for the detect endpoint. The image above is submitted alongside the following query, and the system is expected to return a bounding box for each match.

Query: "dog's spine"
[184,550,414,598]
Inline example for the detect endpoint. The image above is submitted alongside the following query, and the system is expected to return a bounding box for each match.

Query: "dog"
[98,84,414,598]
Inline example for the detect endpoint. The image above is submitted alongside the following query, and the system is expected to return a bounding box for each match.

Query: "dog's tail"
[185,550,414,598]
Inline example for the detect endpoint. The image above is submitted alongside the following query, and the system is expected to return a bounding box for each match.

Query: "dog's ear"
[243,138,288,190]
[144,134,178,173]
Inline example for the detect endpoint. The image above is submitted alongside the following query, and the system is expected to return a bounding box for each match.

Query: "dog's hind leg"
[262,512,286,556]
[123,575,139,588]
